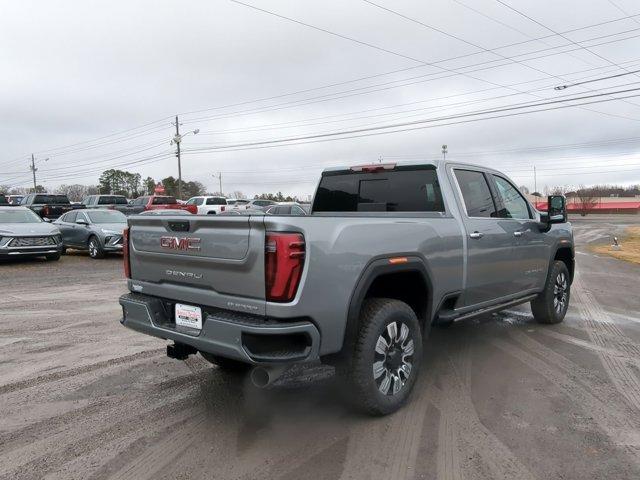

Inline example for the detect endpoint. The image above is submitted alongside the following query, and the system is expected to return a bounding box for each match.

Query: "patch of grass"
[590,226,640,265]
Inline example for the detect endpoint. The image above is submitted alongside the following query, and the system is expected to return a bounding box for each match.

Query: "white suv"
[185,196,228,214]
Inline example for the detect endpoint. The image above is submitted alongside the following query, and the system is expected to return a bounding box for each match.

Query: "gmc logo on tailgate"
[160,236,201,251]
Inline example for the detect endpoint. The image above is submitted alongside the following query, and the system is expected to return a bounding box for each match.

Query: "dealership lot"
[1,217,639,480]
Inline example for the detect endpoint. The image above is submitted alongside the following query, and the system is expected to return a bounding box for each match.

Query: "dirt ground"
[1,216,639,480]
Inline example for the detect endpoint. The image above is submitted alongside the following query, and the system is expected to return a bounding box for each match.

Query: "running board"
[437,294,538,323]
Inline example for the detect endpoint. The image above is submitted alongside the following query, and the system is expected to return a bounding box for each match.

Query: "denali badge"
[160,236,201,251]
[166,269,203,279]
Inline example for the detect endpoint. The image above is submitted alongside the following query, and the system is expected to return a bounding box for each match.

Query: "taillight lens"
[42,206,49,216]
[265,232,305,302]
[123,227,131,279]
[221,206,225,212]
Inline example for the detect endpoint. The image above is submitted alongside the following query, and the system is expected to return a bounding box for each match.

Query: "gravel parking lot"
[1,216,639,480]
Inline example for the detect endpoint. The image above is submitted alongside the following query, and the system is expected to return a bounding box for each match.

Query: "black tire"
[88,236,105,259]
[342,298,423,416]
[200,352,250,372]
[45,252,61,261]
[531,260,570,324]
[60,246,67,255]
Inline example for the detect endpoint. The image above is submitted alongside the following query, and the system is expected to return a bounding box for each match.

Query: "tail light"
[42,206,49,217]
[350,163,396,173]
[221,206,225,212]
[265,232,305,302]
[123,227,131,279]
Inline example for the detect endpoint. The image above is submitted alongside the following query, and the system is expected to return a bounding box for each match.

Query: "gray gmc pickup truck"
[119,160,573,415]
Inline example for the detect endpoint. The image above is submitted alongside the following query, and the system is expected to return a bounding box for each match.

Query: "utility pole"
[174,115,182,200]
[29,154,48,192]
[30,154,37,192]
[171,116,199,200]
[213,172,223,195]
[442,144,448,160]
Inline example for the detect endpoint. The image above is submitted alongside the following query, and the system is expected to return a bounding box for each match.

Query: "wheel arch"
[552,243,575,283]
[341,256,434,356]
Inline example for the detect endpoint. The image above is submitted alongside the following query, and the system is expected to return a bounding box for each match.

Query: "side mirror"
[76,218,89,225]
[547,195,567,223]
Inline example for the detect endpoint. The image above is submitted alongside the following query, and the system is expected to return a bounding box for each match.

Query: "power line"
[180,28,640,126]
[181,87,640,154]
[229,0,640,123]
[495,0,640,82]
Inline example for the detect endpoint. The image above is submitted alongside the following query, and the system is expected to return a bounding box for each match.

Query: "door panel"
[452,169,520,307]
[490,174,548,291]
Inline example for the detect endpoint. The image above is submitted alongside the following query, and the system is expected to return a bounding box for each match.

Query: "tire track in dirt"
[0,348,163,395]
[0,390,201,480]
[492,336,640,450]
[336,375,434,480]
[439,341,537,480]
[573,277,640,413]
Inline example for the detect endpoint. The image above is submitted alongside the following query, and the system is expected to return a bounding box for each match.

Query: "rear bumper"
[119,293,320,364]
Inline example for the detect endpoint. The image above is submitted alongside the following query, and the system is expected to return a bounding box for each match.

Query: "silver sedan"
[54,209,127,259]
[0,206,63,260]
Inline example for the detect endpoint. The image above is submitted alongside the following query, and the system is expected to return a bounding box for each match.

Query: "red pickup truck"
[123,195,197,215]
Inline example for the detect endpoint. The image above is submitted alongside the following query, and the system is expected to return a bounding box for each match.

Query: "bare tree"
[575,184,599,216]
[231,190,246,199]
[518,185,530,195]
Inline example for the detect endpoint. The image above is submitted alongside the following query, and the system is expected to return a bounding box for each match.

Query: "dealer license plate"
[175,303,202,330]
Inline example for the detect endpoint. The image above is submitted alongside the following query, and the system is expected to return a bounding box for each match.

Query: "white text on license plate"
[175,303,202,330]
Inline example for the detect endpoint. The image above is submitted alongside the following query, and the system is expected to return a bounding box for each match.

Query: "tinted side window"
[152,196,177,205]
[206,198,226,205]
[64,211,78,223]
[314,168,444,212]
[492,175,531,219]
[454,170,497,218]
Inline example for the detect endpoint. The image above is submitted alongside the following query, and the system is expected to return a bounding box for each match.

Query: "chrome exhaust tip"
[250,365,288,388]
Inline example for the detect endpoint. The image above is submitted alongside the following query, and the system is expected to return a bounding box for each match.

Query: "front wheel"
[342,298,422,416]
[88,236,105,259]
[531,260,570,324]
[45,252,61,261]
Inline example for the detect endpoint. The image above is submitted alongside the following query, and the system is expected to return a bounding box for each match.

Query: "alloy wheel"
[372,321,414,396]
[553,272,568,314]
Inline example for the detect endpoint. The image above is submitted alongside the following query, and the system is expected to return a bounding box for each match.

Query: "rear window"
[206,197,227,205]
[34,194,70,205]
[152,196,177,205]
[98,196,127,205]
[313,167,444,212]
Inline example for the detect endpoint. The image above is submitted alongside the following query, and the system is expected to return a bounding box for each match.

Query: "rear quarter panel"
[264,215,464,355]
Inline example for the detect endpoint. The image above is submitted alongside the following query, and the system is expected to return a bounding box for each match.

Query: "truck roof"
[321,159,506,175]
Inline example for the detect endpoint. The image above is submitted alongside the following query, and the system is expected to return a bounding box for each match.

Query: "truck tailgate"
[127,215,266,308]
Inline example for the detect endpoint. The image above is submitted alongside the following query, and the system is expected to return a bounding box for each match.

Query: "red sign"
[154,183,165,194]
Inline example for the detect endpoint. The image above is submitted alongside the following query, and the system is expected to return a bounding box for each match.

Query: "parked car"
[0,206,63,260]
[55,209,127,258]
[219,208,266,216]
[265,202,307,215]
[20,193,84,219]
[82,194,129,212]
[139,209,193,216]
[243,199,276,211]
[226,199,250,210]
[185,196,228,214]
[122,195,197,215]
[119,160,573,415]
[7,195,24,206]
[0,194,8,205]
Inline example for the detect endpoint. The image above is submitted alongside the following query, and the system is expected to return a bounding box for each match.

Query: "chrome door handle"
[513,231,524,237]
[469,231,484,239]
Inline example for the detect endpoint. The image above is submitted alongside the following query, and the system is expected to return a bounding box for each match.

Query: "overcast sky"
[1,0,640,198]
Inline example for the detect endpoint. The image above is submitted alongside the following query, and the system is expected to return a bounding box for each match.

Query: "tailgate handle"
[168,221,190,232]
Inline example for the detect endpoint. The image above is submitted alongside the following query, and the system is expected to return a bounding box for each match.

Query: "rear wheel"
[342,298,422,415]
[200,352,250,373]
[531,260,570,324]
[88,236,105,259]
